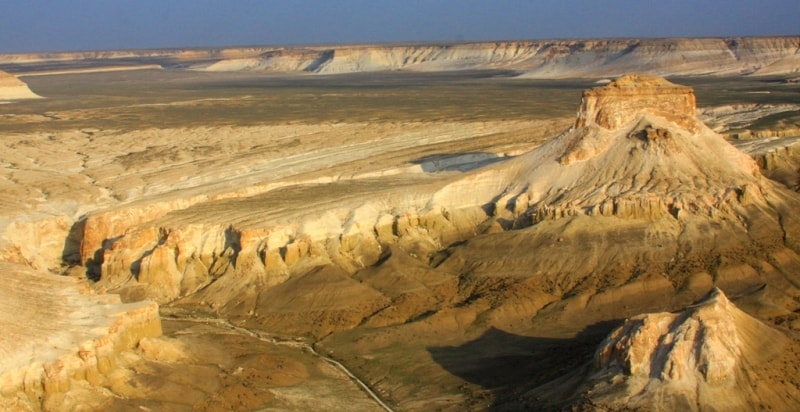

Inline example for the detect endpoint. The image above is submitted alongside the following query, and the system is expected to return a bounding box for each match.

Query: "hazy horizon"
[0,0,798,54]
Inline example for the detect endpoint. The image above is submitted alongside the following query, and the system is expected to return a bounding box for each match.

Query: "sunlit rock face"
[0,70,40,100]
[197,37,800,76]
[444,73,771,226]
[0,263,161,410]
[574,74,696,130]
[584,288,800,411]
[2,37,798,77]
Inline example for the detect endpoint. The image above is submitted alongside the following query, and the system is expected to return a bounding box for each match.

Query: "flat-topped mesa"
[575,74,696,130]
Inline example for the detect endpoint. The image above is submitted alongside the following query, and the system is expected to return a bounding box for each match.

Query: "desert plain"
[1,38,800,411]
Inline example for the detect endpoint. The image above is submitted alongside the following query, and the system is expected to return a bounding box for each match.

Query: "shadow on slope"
[428,322,620,410]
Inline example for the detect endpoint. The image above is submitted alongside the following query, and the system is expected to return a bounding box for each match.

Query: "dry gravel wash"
[160,313,393,412]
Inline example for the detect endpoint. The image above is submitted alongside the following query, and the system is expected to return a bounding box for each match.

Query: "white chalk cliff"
[197,37,800,77]
[0,70,40,100]
[1,37,798,77]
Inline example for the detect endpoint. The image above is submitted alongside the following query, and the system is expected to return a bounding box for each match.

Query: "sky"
[0,0,797,53]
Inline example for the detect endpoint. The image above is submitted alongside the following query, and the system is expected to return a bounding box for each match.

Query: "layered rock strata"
[190,37,800,77]
[2,37,798,77]
[0,262,161,410]
[0,70,40,100]
[583,288,800,410]
[736,136,800,192]
[574,73,696,129]
[64,73,800,409]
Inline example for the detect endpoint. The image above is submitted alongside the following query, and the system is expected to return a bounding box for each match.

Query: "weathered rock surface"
[313,75,800,410]
[84,75,800,361]
[575,74,696,130]
[2,37,798,77]
[736,136,800,192]
[0,262,161,410]
[700,103,800,140]
[439,74,794,230]
[87,75,800,298]
[146,37,800,77]
[0,70,39,100]
[558,288,800,410]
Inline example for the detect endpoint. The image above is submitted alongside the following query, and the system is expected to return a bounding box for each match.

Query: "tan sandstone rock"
[0,71,40,100]
[0,263,161,410]
[586,288,800,410]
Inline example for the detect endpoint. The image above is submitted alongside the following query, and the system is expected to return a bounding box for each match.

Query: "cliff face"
[202,37,800,77]
[0,70,40,100]
[575,74,696,129]
[0,263,161,410]
[580,289,800,410]
[2,37,798,77]
[198,37,800,78]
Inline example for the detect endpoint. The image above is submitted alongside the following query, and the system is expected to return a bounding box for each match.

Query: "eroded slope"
[74,75,800,409]
[0,70,40,101]
[0,262,160,411]
[526,288,800,410]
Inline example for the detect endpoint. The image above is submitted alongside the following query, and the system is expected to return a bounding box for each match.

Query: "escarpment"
[86,187,490,306]
[0,70,40,100]
[2,36,798,77]
[199,37,800,77]
[84,74,800,334]
[0,263,161,410]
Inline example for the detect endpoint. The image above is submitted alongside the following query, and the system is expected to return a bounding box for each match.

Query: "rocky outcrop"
[91,204,487,306]
[0,70,39,100]
[0,262,161,410]
[574,74,696,130]
[16,71,799,409]
[440,74,773,229]
[736,136,800,192]
[583,288,800,410]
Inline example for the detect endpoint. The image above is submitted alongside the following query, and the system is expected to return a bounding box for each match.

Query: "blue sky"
[0,1,797,53]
